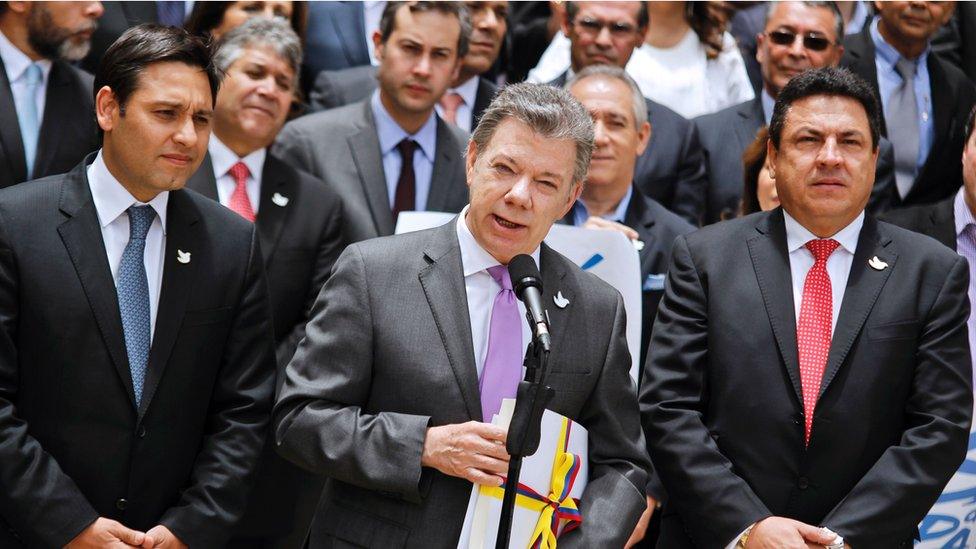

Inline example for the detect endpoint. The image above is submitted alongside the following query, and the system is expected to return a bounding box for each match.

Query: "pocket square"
[643,273,666,291]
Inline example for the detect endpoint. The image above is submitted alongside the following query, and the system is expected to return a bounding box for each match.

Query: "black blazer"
[0,58,99,188]
[0,161,276,548]
[548,70,707,226]
[641,209,972,549]
[842,25,976,206]
[80,1,159,74]
[880,196,958,249]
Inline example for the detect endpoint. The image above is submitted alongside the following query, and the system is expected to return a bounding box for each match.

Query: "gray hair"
[213,18,303,87]
[765,1,844,42]
[564,65,648,127]
[471,83,595,185]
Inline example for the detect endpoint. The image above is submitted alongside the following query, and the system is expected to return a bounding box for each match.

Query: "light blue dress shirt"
[370,90,437,212]
[870,17,933,174]
[572,185,633,227]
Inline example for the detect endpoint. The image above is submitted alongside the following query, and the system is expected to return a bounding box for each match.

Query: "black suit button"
[137,426,147,438]
[116,498,128,510]
[798,477,809,490]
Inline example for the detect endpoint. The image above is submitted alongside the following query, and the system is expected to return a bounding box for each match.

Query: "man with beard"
[0,1,103,187]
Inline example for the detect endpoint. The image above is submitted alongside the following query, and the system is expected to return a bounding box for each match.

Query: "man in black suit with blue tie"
[0,25,275,548]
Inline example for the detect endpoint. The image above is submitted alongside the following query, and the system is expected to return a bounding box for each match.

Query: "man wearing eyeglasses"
[842,1,976,209]
[546,1,708,227]
[695,1,897,224]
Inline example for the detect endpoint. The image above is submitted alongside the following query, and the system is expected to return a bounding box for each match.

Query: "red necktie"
[392,139,416,223]
[797,238,839,446]
[228,161,255,222]
[439,92,464,125]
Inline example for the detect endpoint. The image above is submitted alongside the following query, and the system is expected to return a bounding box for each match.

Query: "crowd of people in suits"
[0,0,973,548]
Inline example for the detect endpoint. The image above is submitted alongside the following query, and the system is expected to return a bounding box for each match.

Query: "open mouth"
[493,213,525,230]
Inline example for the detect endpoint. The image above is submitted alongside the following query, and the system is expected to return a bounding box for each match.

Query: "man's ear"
[635,120,651,156]
[766,138,777,180]
[95,86,120,132]
[372,31,385,62]
[465,139,478,187]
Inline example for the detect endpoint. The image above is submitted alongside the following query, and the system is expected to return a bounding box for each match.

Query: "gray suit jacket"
[274,99,469,244]
[272,220,650,548]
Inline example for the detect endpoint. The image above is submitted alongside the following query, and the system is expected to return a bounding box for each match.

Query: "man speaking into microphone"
[273,83,650,548]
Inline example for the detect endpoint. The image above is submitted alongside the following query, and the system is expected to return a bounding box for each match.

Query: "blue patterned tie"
[16,63,42,180]
[118,205,155,407]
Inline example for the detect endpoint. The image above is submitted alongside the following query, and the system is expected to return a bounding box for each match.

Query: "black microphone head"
[508,254,542,299]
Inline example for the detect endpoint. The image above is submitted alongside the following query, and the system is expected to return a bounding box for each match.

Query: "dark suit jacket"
[842,25,976,207]
[307,64,498,131]
[275,99,469,244]
[881,196,958,250]
[81,1,159,74]
[694,97,899,223]
[303,2,371,80]
[640,209,972,549]
[0,58,99,188]
[0,160,276,548]
[273,220,651,548]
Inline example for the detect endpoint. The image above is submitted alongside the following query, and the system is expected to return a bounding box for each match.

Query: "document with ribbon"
[457,399,589,549]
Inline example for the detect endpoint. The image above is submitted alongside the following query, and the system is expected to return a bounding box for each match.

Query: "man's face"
[874,1,955,46]
[214,45,295,152]
[462,1,508,77]
[769,95,878,233]
[26,1,103,61]
[374,6,462,116]
[465,118,582,264]
[563,2,645,71]
[212,0,293,39]
[757,2,843,97]
[569,76,649,191]
[961,127,976,212]
[97,62,213,201]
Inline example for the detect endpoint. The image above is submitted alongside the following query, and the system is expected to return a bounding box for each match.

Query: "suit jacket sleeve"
[867,139,898,215]
[822,255,973,547]
[640,235,771,548]
[274,123,316,176]
[308,71,343,112]
[272,244,432,501]
[563,291,651,548]
[159,228,276,548]
[671,123,707,226]
[0,209,100,547]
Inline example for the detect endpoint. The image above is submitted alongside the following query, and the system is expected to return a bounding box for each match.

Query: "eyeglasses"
[767,29,833,52]
[574,16,638,38]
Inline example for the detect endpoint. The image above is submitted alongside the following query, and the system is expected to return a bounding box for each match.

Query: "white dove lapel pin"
[271,192,289,207]
[553,291,569,309]
[177,249,191,264]
[868,256,888,271]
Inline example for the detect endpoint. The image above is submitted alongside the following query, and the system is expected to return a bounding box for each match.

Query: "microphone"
[507,254,551,353]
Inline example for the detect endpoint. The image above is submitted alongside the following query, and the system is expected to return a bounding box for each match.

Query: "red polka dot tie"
[228,161,255,222]
[797,238,839,446]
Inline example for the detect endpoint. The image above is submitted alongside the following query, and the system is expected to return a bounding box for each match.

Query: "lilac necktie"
[480,265,523,422]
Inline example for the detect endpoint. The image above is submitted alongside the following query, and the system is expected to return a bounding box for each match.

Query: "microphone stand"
[495,336,554,549]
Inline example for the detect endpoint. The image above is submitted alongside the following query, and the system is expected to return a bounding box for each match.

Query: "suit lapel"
[623,191,658,280]
[426,117,464,213]
[0,56,27,183]
[418,221,481,420]
[333,2,369,66]
[539,244,573,365]
[845,28,885,133]
[255,155,294,262]
[909,58,954,200]
[747,210,803,404]
[472,78,497,128]
[929,199,958,249]
[121,1,160,24]
[184,153,219,201]
[348,102,395,236]
[734,99,765,152]
[138,190,200,418]
[57,163,137,408]
[819,216,895,397]
[33,62,72,179]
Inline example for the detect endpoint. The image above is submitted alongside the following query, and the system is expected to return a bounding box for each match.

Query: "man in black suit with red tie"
[642,68,972,549]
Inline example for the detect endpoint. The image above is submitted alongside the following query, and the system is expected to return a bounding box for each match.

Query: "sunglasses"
[767,29,833,52]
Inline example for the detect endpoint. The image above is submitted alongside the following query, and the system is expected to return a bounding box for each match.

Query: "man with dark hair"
[642,67,972,548]
[842,1,976,207]
[0,1,103,188]
[0,24,276,549]
[276,1,470,244]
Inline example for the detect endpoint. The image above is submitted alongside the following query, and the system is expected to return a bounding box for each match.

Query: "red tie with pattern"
[227,161,256,222]
[797,238,839,446]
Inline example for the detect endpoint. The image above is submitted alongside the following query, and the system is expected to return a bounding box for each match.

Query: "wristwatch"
[736,525,754,548]
[821,527,845,549]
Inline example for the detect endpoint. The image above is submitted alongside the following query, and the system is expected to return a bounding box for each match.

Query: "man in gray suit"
[695,1,897,224]
[275,1,471,244]
[273,83,650,548]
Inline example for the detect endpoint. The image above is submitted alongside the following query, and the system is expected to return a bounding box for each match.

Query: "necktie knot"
[228,161,250,186]
[487,265,513,291]
[805,238,839,263]
[397,139,417,164]
[439,92,464,125]
[23,63,42,88]
[895,57,918,82]
[127,205,156,241]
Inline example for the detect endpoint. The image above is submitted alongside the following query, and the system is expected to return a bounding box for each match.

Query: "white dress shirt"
[0,29,53,132]
[434,74,480,133]
[209,135,265,213]
[87,151,168,340]
[456,206,538,379]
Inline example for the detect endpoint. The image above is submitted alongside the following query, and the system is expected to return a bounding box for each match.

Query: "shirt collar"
[0,29,52,85]
[870,16,929,67]
[954,187,976,237]
[761,88,775,125]
[456,205,542,277]
[371,89,438,162]
[208,134,266,181]
[87,150,169,234]
[448,75,480,108]
[574,185,633,224]
[783,209,863,255]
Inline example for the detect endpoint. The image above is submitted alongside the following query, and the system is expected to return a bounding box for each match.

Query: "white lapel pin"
[633,239,645,251]
[271,192,289,207]
[177,249,191,264]
[868,256,888,271]
[553,291,569,309]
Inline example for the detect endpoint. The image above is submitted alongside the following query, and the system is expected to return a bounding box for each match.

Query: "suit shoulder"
[0,172,68,209]
[682,213,759,251]
[444,119,470,148]
[280,102,365,140]
[645,98,692,131]
[179,188,254,237]
[278,158,344,206]
[879,219,961,264]
[878,203,932,230]
[644,196,697,237]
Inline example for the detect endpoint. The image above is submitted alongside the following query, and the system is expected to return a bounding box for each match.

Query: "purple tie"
[480,265,523,422]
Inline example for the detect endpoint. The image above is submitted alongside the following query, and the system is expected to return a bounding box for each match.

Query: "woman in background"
[185,1,307,44]
[740,126,779,216]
